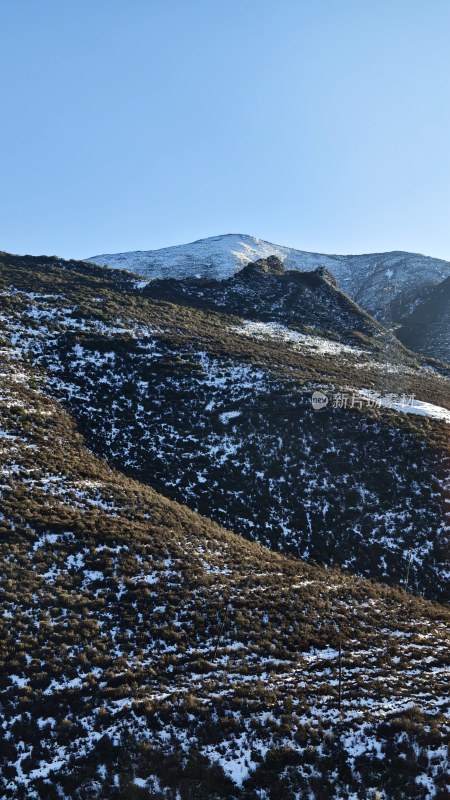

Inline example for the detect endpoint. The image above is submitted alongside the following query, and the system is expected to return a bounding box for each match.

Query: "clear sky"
[1,0,450,261]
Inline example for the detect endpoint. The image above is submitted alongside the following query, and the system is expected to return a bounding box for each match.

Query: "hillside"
[0,253,448,603]
[0,260,449,799]
[88,234,450,363]
[397,275,450,364]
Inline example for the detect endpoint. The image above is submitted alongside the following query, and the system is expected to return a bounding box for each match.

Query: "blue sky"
[1,0,450,260]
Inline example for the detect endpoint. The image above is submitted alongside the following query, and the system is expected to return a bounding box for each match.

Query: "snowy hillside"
[1,251,449,799]
[2,252,449,600]
[1,327,448,800]
[87,234,307,281]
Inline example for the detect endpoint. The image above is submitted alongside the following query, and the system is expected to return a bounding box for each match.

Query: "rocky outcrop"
[241,254,286,276]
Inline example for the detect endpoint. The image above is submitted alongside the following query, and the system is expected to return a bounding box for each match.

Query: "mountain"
[88,234,450,363]
[0,251,449,799]
[87,234,310,281]
[87,234,450,293]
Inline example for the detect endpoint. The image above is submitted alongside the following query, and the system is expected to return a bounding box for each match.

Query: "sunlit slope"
[0,315,448,799]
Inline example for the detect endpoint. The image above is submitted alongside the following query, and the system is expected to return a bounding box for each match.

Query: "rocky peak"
[315,265,338,286]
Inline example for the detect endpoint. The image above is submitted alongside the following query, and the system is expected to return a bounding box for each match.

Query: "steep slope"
[88,234,450,362]
[1,253,448,602]
[0,296,449,800]
[397,275,450,364]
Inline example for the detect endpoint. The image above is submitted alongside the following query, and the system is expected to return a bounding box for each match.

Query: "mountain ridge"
[87,233,450,294]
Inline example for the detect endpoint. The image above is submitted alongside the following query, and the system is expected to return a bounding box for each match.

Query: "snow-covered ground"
[230,319,368,356]
[358,389,450,424]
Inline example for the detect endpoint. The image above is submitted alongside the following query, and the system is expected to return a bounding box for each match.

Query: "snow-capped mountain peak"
[88,233,310,281]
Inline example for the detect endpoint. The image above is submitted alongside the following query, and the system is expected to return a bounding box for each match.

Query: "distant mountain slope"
[88,234,450,363]
[87,233,450,294]
[397,274,450,364]
[0,265,449,799]
[1,252,448,602]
